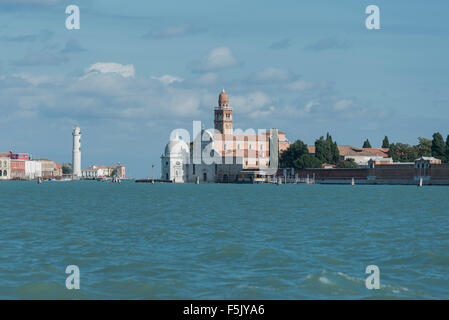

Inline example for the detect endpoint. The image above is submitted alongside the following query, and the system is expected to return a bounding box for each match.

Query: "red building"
[0,151,31,161]
[10,153,31,160]
[10,160,25,179]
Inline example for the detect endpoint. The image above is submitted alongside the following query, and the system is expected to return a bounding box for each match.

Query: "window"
[3,170,6,176]
[226,114,230,119]
[224,144,227,151]
[193,164,196,175]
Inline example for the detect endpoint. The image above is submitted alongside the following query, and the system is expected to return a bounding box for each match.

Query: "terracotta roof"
[361,148,389,157]
[308,145,389,158]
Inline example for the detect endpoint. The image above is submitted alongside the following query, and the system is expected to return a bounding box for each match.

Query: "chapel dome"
[164,140,189,156]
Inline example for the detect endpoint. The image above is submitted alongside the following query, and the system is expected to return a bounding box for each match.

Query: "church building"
[161,90,290,183]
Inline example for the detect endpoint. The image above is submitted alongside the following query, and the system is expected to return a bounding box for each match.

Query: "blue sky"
[0,0,448,176]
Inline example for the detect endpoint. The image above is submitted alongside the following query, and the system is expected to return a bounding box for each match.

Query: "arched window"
[0,170,2,176]
[3,170,6,176]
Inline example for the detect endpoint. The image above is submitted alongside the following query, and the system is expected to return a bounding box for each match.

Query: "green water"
[0,181,448,299]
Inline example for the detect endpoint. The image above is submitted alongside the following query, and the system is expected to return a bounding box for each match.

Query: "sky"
[0,0,448,177]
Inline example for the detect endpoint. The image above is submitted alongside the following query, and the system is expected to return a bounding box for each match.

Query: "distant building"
[10,153,31,160]
[81,168,98,179]
[33,159,62,179]
[116,164,126,178]
[10,160,25,179]
[0,157,11,180]
[308,145,390,166]
[415,156,442,167]
[368,157,393,168]
[162,90,288,183]
[25,160,42,179]
[83,164,126,179]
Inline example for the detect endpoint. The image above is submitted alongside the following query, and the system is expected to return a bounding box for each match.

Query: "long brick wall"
[280,164,449,185]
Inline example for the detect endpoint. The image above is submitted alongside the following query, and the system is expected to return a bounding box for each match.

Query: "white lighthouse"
[72,125,81,179]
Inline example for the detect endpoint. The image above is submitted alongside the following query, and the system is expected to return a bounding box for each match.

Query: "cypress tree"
[362,139,372,148]
[431,132,446,160]
[446,135,449,163]
[382,136,390,148]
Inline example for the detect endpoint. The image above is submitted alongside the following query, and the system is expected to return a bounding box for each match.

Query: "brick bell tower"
[214,89,233,135]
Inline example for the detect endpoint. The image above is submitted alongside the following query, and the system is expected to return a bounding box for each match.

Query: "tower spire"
[215,90,233,134]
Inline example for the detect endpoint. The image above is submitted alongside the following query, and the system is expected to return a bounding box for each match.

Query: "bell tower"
[214,89,233,135]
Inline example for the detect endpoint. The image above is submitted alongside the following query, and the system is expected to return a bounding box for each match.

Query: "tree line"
[279,132,449,169]
[385,133,449,163]
[279,133,358,169]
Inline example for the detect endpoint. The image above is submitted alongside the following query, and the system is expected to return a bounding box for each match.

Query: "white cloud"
[232,91,273,114]
[151,74,183,85]
[250,67,294,84]
[304,101,319,113]
[193,47,238,72]
[84,62,135,78]
[334,99,353,111]
[286,80,316,91]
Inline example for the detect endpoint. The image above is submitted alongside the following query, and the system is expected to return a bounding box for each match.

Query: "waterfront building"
[10,160,25,179]
[9,153,31,160]
[161,90,289,183]
[25,160,42,180]
[81,168,98,179]
[116,163,126,178]
[0,157,11,180]
[33,159,62,179]
[72,126,82,179]
[83,164,126,179]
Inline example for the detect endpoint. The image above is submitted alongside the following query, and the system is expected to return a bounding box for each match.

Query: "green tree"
[382,136,390,148]
[279,139,309,168]
[416,137,432,157]
[293,154,322,169]
[110,168,117,177]
[315,133,339,164]
[389,143,418,162]
[62,163,72,174]
[362,139,372,148]
[431,132,446,161]
[446,135,449,163]
[337,159,359,168]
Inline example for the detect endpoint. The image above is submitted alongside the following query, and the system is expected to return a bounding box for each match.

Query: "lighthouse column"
[72,126,82,179]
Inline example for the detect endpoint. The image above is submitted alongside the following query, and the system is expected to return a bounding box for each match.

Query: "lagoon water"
[0,181,448,299]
